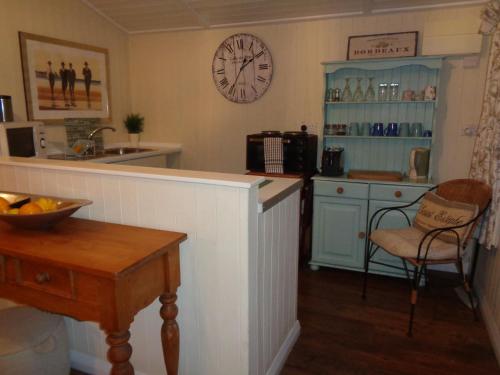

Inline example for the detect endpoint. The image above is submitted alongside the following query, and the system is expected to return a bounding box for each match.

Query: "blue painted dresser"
[310,56,442,277]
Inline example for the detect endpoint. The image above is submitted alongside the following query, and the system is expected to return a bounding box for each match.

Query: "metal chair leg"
[362,242,371,300]
[457,259,479,321]
[408,265,421,337]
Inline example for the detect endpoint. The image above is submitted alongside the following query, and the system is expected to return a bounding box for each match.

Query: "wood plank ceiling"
[81,0,486,33]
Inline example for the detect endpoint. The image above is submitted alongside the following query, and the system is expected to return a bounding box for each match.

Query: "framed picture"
[347,31,418,60]
[19,32,111,122]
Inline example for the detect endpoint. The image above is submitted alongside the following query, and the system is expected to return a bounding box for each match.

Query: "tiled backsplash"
[64,118,104,151]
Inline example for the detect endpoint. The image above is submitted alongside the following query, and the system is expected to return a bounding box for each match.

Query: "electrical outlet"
[461,125,477,136]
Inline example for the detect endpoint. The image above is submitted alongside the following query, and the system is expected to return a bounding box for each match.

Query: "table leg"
[106,329,134,375]
[159,292,179,375]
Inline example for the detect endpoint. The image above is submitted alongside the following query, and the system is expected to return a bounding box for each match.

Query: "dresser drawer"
[315,180,369,199]
[369,184,430,203]
[17,260,74,299]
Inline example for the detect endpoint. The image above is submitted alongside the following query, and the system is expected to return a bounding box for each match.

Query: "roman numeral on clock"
[251,85,257,93]
[228,84,235,96]
[255,50,264,58]
[259,64,269,70]
[257,75,266,83]
[240,88,246,99]
[225,43,233,53]
[219,77,229,89]
[237,39,244,49]
[248,41,254,51]
[216,68,225,74]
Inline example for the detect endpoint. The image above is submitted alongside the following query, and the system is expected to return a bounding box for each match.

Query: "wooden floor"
[71,267,499,375]
[282,267,500,375]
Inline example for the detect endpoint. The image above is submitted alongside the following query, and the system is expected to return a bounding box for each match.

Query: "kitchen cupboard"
[310,177,431,277]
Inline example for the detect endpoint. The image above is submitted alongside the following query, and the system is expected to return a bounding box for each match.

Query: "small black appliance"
[321,147,344,177]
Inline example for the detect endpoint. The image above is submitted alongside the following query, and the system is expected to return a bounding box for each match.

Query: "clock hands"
[231,56,256,98]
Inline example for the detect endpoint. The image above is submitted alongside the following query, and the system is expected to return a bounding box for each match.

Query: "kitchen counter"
[313,174,434,187]
[258,176,302,213]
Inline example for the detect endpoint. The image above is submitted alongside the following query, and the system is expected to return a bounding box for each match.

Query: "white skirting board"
[478,292,500,366]
[266,321,301,375]
[70,350,148,375]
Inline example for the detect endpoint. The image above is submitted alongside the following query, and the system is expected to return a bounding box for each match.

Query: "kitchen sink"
[47,147,154,161]
[101,147,153,156]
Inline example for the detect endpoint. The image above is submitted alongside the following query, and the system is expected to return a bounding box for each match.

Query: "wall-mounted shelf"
[325,100,436,105]
[324,136,432,140]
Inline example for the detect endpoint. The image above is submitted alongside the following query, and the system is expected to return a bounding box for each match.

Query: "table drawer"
[369,184,430,203]
[17,260,74,299]
[315,180,369,199]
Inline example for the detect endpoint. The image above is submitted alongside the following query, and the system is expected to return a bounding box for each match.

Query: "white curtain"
[469,0,500,250]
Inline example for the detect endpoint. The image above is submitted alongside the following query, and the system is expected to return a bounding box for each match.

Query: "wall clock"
[212,33,273,103]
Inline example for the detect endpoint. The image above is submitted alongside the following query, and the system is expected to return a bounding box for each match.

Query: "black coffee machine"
[321,147,344,176]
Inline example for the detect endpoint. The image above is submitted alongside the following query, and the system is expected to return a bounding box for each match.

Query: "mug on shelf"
[349,122,360,136]
[410,122,423,137]
[399,122,410,137]
[385,122,399,137]
[361,122,371,136]
[371,122,384,136]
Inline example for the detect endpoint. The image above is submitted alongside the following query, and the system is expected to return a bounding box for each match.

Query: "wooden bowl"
[0,193,92,230]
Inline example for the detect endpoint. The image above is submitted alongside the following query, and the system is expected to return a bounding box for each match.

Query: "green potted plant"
[123,113,144,147]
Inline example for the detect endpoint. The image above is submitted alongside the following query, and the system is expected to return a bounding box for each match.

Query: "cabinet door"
[311,196,367,270]
[368,199,419,277]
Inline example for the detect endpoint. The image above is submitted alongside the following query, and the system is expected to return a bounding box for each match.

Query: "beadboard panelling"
[0,163,258,375]
[254,190,300,374]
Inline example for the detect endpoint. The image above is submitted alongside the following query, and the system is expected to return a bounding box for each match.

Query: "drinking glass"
[364,77,375,101]
[389,83,400,101]
[341,78,353,102]
[353,77,364,102]
[378,83,388,101]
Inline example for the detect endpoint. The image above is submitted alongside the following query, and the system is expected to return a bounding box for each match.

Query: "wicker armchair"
[361,179,492,337]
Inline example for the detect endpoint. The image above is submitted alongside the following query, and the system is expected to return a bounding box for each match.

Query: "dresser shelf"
[325,100,436,105]
[324,136,432,140]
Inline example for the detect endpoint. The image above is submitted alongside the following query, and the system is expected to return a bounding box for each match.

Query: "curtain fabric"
[469,0,500,250]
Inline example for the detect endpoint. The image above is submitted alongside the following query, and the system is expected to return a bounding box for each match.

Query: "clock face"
[212,33,273,103]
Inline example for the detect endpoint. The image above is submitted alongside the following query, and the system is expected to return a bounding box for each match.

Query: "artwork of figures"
[19,32,111,121]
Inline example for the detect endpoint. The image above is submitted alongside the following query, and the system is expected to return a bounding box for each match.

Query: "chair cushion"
[414,192,478,244]
[370,227,459,260]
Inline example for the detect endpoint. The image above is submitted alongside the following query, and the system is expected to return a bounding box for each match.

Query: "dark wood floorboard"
[282,267,500,375]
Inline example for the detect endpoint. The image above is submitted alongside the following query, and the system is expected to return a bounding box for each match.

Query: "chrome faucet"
[88,126,116,140]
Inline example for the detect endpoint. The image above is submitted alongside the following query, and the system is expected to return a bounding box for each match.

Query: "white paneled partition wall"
[0,159,301,375]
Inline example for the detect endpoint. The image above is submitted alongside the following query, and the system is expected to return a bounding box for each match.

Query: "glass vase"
[341,78,353,102]
[364,77,376,102]
[353,77,364,102]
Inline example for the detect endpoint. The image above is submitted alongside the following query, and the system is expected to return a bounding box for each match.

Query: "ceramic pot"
[129,133,140,148]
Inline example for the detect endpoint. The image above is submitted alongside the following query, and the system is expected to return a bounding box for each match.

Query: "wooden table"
[0,217,186,375]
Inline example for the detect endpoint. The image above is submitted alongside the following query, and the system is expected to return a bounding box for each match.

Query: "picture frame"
[347,31,418,60]
[19,32,111,122]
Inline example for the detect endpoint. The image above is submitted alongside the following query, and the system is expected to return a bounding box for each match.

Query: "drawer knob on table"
[358,232,366,239]
[394,191,402,198]
[336,187,344,194]
[35,272,51,284]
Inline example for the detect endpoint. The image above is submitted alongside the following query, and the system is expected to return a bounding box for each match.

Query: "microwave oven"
[0,121,47,158]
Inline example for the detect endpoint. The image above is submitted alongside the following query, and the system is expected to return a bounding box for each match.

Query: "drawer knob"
[358,232,366,239]
[336,187,344,194]
[35,272,51,284]
[394,191,402,198]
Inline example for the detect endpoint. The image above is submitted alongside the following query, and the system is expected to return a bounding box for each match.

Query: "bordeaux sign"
[347,32,418,60]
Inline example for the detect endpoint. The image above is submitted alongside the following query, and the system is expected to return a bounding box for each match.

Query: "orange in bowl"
[19,202,43,215]
[0,197,9,214]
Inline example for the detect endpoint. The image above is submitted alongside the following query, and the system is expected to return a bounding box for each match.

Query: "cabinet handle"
[35,272,51,284]
[336,187,344,194]
[358,232,366,239]
[394,190,402,198]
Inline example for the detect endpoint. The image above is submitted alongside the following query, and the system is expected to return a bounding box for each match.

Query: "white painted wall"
[128,5,487,180]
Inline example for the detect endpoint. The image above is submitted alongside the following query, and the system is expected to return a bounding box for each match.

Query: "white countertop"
[257,176,303,213]
[89,142,182,164]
